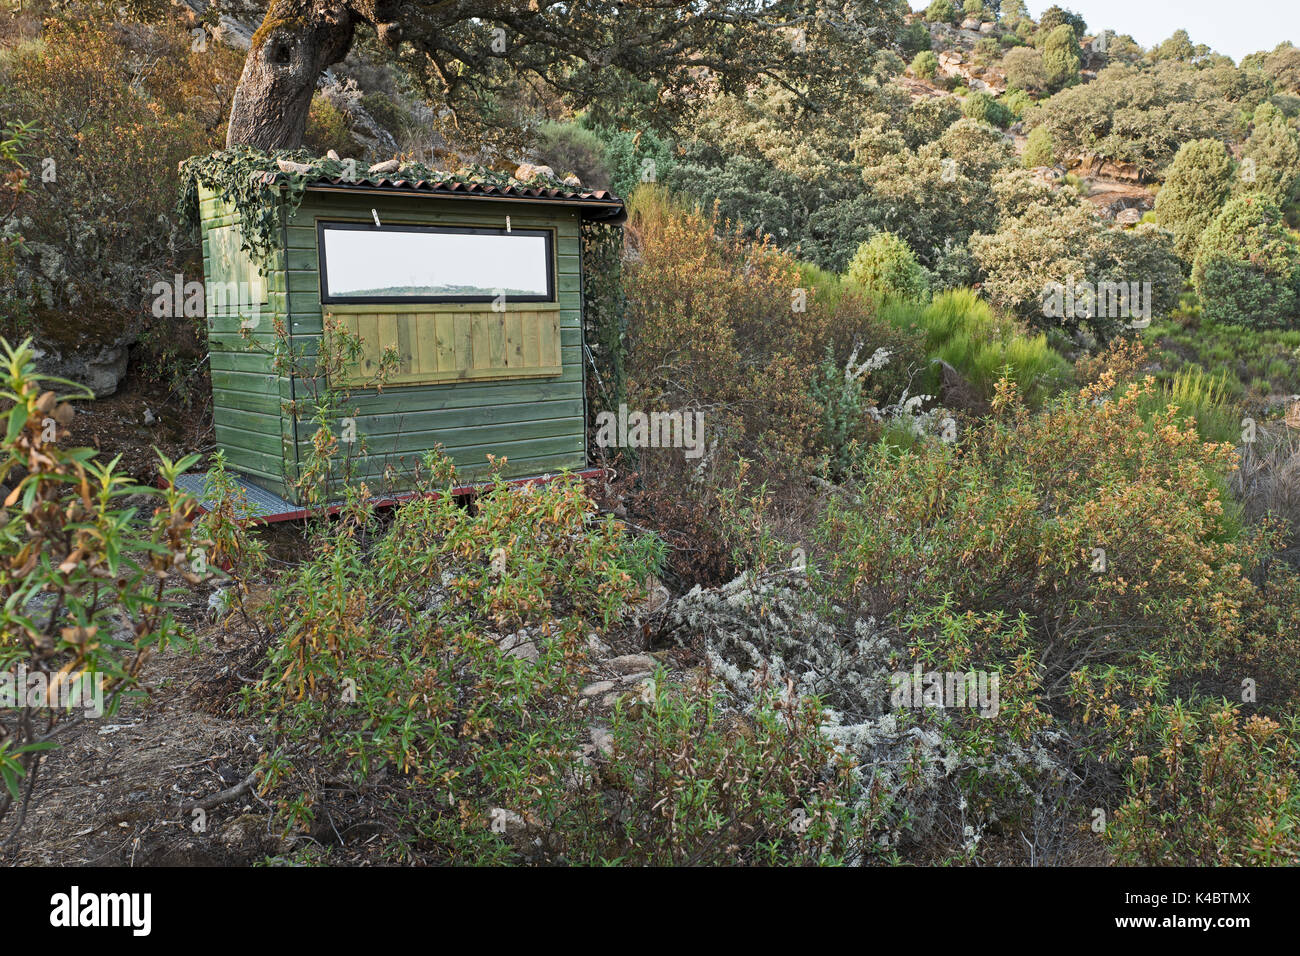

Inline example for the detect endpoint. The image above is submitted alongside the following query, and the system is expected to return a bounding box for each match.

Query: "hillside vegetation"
[2,1,1300,867]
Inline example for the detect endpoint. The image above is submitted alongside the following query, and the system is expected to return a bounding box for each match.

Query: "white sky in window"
[323,227,550,296]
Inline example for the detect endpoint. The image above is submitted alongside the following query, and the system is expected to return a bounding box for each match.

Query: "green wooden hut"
[190,165,624,515]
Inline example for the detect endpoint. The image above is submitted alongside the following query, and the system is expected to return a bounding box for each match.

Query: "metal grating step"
[174,473,318,521]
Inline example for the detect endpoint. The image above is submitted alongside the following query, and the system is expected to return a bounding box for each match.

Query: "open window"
[318,221,555,304]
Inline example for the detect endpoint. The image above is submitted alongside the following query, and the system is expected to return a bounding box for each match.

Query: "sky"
[919,1,1298,62]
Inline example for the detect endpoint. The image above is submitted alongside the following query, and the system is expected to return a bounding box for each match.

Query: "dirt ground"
[60,369,214,485]
[7,589,285,866]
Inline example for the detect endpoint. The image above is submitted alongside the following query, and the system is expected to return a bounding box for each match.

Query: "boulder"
[514,163,556,182]
[31,334,133,397]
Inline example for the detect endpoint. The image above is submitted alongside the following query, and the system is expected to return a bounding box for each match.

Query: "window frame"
[316,219,557,305]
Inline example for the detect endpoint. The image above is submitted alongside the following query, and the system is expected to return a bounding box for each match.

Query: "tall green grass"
[1132,365,1242,446]
[879,289,1073,407]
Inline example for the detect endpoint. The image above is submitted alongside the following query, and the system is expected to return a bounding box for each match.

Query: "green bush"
[1192,195,1300,328]
[1107,702,1300,865]
[1154,138,1233,262]
[911,50,939,79]
[1022,124,1055,167]
[1001,89,1033,119]
[0,338,199,843]
[1042,24,1082,91]
[536,120,613,189]
[1001,46,1048,93]
[846,233,931,302]
[582,119,675,199]
[900,21,932,56]
[962,91,1012,128]
[250,458,667,863]
[924,0,957,24]
[1238,114,1300,216]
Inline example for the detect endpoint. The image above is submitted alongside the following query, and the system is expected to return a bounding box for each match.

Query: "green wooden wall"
[198,185,589,505]
[199,187,295,498]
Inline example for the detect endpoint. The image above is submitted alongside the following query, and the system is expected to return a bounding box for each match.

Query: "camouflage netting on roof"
[177,147,620,265]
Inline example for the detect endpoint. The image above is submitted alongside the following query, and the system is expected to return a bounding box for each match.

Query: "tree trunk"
[225,1,359,150]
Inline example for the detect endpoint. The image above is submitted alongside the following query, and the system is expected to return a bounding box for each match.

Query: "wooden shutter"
[326,308,563,386]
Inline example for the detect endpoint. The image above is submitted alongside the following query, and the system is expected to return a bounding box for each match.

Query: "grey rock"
[607,653,657,675]
[31,336,133,397]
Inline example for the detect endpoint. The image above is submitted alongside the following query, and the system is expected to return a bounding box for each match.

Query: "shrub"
[535,121,613,189]
[0,338,199,846]
[625,187,819,474]
[1238,115,1300,216]
[1154,138,1234,262]
[303,96,363,158]
[1025,62,1241,180]
[962,91,1012,128]
[0,121,29,332]
[583,120,675,199]
[1038,5,1087,41]
[597,672,863,865]
[1192,195,1300,329]
[900,21,932,56]
[624,188,923,481]
[974,37,1000,63]
[972,203,1183,342]
[1106,703,1300,865]
[855,120,1014,271]
[0,12,238,391]
[802,368,1300,861]
[911,50,939,79]
[1042,24,1082,91]
[251,458,664,863]
[814,374,1263,680]
[1001,89,1033,119]
[1021,124,1056,167]
[924,0,957,24]
[846,233,931,303]
[1001,47,1048,93]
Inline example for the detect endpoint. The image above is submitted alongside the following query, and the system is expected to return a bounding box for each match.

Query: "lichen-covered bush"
[669,572,1063,860]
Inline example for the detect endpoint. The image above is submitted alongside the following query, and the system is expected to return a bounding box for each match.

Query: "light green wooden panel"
[327,308,562,385]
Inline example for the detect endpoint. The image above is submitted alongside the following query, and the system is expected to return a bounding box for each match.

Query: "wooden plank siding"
[199,186,590,505]
[326,307,563,384]
[198,188,297,498]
